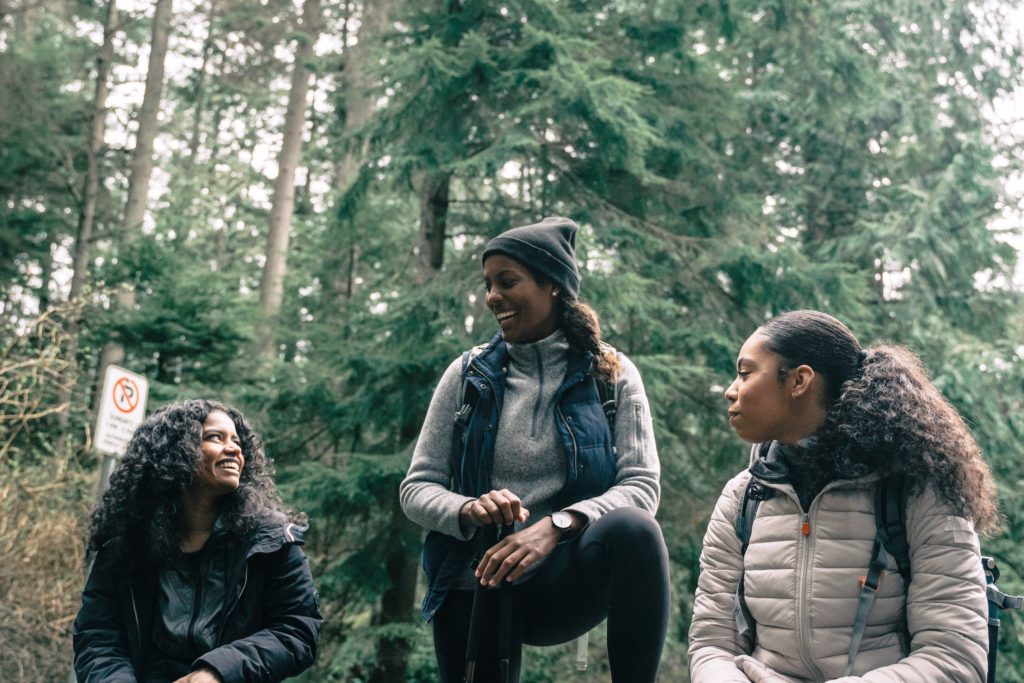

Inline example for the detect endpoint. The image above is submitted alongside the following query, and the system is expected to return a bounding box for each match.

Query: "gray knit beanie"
[481,217,581,299]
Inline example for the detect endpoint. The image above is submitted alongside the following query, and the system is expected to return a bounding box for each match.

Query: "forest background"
[3,0,1024,681]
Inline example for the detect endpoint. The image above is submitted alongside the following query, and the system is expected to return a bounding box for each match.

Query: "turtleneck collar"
[505,328,570,368]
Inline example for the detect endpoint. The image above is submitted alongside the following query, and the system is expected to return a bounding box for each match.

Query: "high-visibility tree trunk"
[257,0,322,359]
[94,0,173,403]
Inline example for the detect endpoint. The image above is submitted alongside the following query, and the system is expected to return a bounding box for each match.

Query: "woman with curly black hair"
[73,399,322,683]
[688,310,997,683]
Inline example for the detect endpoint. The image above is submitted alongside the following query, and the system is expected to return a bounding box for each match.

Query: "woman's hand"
[460,489,530,528]
[173,667,223,683]
[734,655,799,683]
[476,517,560,586]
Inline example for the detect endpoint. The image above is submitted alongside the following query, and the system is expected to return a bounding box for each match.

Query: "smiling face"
[483,254,560,344]
[724,333,803,444]
[190,409,245,498]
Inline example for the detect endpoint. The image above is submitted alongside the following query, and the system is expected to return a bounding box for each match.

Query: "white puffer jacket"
[688,461,988,683]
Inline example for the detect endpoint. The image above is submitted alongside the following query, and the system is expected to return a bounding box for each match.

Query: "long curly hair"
[521,265,620,383]
[87,399,302,567]
[759,310,999,534]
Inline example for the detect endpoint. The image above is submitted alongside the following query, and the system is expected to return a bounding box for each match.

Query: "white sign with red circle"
[95,365,149,455]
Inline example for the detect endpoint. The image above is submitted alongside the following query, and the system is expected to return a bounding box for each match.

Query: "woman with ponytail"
[689,310,996,682]
[401,218,669,682]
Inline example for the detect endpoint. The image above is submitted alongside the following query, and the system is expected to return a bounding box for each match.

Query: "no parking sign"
[94,365,149,456]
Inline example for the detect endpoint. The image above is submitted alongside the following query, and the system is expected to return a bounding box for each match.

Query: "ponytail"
[560,298,620,384]
[818,345,999,534]
[758,310,999,534]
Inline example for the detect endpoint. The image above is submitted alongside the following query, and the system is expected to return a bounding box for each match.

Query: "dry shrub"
[0,458,92,683]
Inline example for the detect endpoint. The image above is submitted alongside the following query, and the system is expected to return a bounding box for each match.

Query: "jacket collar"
[473,330,594,393]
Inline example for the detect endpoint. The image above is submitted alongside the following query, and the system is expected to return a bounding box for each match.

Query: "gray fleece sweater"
[400,330,661,547]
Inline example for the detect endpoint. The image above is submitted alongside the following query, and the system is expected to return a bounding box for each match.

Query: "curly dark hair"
[521,265,620,383]
[759,310,999,534]
[87,399,302,567]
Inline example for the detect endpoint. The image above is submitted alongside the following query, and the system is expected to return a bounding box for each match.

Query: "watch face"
[552,511,571,530]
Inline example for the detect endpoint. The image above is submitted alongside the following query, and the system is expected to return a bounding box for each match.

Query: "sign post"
[93,364,149,495]
[69,366,149,683]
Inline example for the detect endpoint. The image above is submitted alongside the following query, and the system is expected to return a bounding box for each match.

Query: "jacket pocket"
[632,400,646,455]
[944,516,978,548]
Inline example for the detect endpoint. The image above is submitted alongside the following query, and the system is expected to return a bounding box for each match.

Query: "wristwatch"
[551,510,574,536]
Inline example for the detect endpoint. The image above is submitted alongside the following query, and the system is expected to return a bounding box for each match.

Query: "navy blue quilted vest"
[419,332,616,621]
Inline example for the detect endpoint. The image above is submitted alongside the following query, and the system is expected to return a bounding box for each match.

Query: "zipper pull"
[801,513,811,537]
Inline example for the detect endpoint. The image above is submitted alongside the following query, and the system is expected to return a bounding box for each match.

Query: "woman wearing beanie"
[401,217,670,682]
[688,310,996,682]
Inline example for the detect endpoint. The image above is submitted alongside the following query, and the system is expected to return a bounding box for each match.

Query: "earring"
[552,290,559,297]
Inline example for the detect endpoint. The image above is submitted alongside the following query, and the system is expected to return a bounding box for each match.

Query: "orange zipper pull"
[801,513,811,537]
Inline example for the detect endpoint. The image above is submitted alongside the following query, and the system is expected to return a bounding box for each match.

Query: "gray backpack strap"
[845,475,911,675]
[844,529,890,675]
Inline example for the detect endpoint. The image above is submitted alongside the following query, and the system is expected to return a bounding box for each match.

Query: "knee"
[595,508,666,557]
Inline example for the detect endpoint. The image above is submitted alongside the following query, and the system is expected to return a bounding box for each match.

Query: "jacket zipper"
[217,565,248,645]
[796,502,826,682]
[531,345,544,438]
[129,586,141,647]
[556,405,579,479]
[188,569,205,653]
[468,359,499,412]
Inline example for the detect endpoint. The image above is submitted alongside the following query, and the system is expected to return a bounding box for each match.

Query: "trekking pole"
[498,522,514,683]
[982,556,1024,683]
[464,525,497,683]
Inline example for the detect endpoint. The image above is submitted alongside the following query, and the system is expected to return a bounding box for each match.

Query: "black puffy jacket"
[72,512,322,682]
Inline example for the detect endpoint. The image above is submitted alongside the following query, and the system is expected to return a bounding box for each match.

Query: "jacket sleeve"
[195,544,323,683]
[829,486,989,683]
[72,551,139,683]
[564,354,661,522]
[399,356,476,540]
[687,473,755,683]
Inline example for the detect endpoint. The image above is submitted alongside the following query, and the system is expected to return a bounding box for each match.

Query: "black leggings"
[432,507,670,682]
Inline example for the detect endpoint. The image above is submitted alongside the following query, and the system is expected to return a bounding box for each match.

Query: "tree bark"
[69,0,117,303]
[58,0,119,448]
[416,171,451,278]
[257,0,322,358]
[94,0,173,412]
[185,0,217,173]
[335,0,389,193]
[122,0,173,234]
[326,0,389,314]
[369,492,421,683]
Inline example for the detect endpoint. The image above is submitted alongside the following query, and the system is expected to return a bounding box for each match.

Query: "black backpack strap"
[732,442,775,641]
[595,375,617,439]
[452,347,487,489]
[982,556,1024,683]
[875,475,911,585]
[594,344,620,438]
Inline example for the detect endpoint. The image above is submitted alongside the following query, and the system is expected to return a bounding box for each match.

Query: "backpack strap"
[452,345,488,489]
[875,474,911,584]
[595,375,617,439]
[844,529,890,675]
[845,474,911,675]
[983,556,1024,683]
[594,343,620,438]
[732,442,775,641]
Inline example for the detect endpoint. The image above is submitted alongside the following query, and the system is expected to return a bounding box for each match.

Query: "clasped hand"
[172,666,222,683]
[460,489,560,587]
